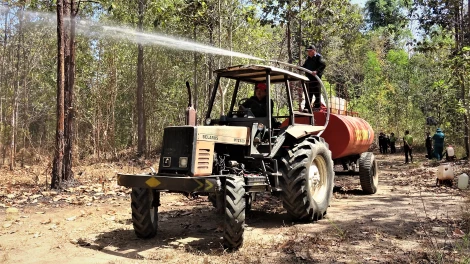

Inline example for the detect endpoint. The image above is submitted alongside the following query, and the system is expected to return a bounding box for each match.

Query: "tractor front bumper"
[117,173,219,193]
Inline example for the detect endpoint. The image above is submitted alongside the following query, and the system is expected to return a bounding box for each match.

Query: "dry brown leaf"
[41,219,51,224]
[453,228,466,238]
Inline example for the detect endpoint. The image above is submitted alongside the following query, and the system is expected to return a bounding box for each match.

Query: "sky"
[350,0,367,7]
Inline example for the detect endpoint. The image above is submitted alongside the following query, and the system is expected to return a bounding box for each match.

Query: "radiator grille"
[159,126,195,174]
[196,148,211,170]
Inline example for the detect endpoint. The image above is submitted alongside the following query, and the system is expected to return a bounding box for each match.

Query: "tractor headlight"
[205,118,212,125]
[179,157,188,168]
[257,123,265,131]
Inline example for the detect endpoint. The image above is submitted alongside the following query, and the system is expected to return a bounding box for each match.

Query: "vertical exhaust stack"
[185,81,197,126]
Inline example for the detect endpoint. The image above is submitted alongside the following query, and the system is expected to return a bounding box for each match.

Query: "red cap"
[256,83,267,90]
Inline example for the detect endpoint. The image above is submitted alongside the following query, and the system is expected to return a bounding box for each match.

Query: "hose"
[266,60,330,136]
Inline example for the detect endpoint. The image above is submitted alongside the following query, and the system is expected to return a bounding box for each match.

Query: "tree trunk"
[1,10,8,166]
[466,0,470,158]
[193,26,198,121]
[64,0,76,181]
[10,7,23,170]
[286,18,293,64]
[208,20,214,111]
[298,0,303,66]
[52,0,66,189]
[136,0,146,156]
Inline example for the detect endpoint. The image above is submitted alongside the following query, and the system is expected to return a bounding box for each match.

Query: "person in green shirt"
[403,130,413,163]
[390,132,396,153]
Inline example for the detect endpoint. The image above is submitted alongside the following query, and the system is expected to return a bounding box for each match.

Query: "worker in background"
[378,132,385,154]
[302,44,326,111]
[433,128,445,160]
[403,130,413,164]
[425,132,433,159]
[385,134,390,154]
[389,133,396,153]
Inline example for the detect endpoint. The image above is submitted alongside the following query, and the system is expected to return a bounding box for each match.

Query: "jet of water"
[0,5,263,61]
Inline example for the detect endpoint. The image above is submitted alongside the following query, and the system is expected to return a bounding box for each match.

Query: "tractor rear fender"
[285,125,325,139]
[270,130,326,159]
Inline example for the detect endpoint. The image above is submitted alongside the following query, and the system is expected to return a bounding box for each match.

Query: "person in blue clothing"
[432,128,445,160]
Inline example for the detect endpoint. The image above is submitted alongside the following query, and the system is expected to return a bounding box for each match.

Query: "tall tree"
[365,0,411,30]
[63,0,77,180]
[136,0,147,156]
[52,0,65,189]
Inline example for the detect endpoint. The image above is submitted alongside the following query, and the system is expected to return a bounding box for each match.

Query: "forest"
[0,0,469,181]
[1,1,470,263]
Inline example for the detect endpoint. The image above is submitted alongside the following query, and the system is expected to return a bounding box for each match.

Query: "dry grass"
[1,153,470,263]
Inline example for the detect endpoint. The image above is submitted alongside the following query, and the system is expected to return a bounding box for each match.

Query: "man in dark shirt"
[425,132,432,159]
[378,132,385,154]
[302,44,326,110]
[240,83,271,117]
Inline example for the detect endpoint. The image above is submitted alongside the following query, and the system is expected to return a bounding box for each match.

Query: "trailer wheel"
[223,176,246,249]
[245,193,255,212]
[131,188,159,238]
[359,152,378,194]
[280,138,334,222]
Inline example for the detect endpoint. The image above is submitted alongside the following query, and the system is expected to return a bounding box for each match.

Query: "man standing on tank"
[302,44,326,111]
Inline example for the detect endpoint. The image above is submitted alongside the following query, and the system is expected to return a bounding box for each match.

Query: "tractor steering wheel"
[238,98,250,107]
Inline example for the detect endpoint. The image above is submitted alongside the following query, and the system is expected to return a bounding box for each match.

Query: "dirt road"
[0,154,469,263]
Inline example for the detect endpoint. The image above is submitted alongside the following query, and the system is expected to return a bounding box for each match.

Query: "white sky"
[350,0,367,7]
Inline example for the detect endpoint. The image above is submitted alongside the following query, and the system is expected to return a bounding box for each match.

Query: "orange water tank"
[313,113,374,159]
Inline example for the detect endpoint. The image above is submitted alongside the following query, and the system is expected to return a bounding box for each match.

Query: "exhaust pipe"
[185,81,197,126]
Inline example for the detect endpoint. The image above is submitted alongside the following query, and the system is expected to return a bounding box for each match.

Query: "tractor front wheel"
[223,176,246,249]
[280,137,334,222]
[131,188,160,239]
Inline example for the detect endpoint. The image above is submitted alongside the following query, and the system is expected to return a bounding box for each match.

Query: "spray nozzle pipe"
[265,59,330,135]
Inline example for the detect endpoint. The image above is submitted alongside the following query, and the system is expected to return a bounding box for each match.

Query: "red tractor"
[117,64,378,250]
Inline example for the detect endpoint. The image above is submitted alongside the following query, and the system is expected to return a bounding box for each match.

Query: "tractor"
[117,64,378,250]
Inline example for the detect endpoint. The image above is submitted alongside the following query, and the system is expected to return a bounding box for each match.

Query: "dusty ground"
[0,153,469,264]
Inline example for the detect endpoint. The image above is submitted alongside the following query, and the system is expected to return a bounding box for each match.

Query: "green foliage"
[1,0,469,162]
[365,0,410,30]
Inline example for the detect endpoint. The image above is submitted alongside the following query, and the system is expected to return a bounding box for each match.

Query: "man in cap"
[240,82,272,117]
[302,44,326,111]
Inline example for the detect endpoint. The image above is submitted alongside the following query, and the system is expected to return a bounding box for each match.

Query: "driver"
[239,83,272,117]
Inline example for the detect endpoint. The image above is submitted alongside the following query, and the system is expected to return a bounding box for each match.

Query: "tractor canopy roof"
[214,64,309,84]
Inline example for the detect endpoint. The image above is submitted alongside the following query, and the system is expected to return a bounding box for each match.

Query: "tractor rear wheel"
[223,176,246,249]
[280,137,334,222]
[131,188,160,238]
[359,152,378,194]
